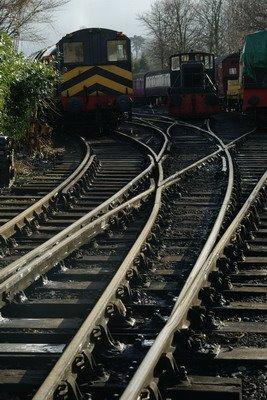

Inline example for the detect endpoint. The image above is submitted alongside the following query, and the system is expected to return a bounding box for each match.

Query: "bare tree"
[130,35,146,59]
[138,0,266,65]
[138,1,171,68]
[197,0,226,55]
[223,0,267,53]
[138,0,199,68]
[0,0,69,42]
[164,0,199,53]
[231,0,267,32]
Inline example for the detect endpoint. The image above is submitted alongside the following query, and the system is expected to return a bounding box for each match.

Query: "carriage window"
[107,40,127,61]
[171,56,180,71]
[63,42,84,63]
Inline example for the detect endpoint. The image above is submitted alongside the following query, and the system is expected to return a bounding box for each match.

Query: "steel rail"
[0,126,162,285]
[31,159,164,400]
[31,121,170,399]
[0,136,91,242]
[0,159,154,284]
[0,121,168,284]
[120,122,258,400]
[162,124,257,188]
[32,120,232,400]
[133,111,176,124]
[0,180,155,307]
[122,170,267,400]
[126,120,169,162]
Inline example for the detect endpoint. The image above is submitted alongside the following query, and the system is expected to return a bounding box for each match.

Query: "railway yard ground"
[0,110,265,400]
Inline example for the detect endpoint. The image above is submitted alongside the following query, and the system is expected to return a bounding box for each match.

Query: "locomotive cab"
[169,52,220,118]
[57,28,133,131]
[181,61,205,89]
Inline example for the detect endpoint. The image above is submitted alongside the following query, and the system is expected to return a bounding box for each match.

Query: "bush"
[0,32,58,141]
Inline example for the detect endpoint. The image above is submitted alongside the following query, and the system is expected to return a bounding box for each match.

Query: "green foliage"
[0,32,58,140]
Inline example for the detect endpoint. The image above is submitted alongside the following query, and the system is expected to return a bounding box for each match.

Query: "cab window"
[107,40,127,62]
[181,54,189,63]
[63,42,84,63]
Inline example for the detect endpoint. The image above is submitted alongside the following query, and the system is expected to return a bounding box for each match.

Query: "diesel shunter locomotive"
[216,52,241,111]
[35,28,133,132]
[58,28,133,129]
[169,52,220,118]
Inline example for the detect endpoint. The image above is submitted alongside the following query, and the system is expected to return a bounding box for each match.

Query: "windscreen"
[107,40,127,62]
[63,42,84,63]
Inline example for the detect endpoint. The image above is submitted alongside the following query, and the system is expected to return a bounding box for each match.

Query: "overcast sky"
[22,0,152,54]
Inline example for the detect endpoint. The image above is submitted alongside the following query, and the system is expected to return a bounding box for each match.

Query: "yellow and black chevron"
[60,65,133,97]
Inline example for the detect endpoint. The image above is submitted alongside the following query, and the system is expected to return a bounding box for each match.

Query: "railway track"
[0,113,264,400]
[0,126,161,274]
[0,121,168,399]
[118,116,266,400]
[0,135,84,232]
[22,114,255,400]
[122,171,266,400]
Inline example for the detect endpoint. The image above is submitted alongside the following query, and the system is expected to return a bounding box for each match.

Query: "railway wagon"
[216,52,241,111]
[145,70,170,106]
[57,28,133,129]
[169,52,220,118]
[133,71,170,106]
[241,30,267,123]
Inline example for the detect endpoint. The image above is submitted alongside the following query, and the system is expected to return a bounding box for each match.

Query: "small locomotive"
[169,52,220,118]
[35,28,133,132]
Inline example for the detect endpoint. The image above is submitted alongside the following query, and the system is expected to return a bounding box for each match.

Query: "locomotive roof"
[58,27,130,43]
[216,52,240,63]
[146,69,170,77]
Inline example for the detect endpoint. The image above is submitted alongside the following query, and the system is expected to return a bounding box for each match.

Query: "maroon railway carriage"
[216,52,241,110]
